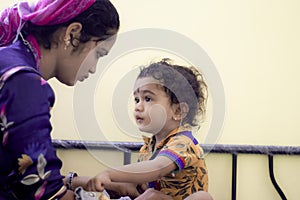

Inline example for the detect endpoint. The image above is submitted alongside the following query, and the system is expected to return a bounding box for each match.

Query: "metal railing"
[53,140,300,200]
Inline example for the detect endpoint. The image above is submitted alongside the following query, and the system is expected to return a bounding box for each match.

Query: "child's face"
[133,77,179,135]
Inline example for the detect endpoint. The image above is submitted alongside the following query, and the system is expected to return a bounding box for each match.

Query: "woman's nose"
[89,65,96,74]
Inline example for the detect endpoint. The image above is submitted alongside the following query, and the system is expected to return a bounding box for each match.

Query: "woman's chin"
[57,78,75,86]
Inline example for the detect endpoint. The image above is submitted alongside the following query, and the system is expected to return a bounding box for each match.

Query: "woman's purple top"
[0,40,66,199]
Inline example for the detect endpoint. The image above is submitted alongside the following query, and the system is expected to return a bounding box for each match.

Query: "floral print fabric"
[0,41,66,199]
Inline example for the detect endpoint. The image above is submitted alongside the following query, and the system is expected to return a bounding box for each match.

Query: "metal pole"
[268,154,287,200]
[232,153,237,200]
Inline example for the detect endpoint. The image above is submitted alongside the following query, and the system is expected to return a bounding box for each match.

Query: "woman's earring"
[64,38,70,50]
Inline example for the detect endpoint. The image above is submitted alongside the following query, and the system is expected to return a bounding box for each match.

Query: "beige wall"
[46,0,300,146]
[2,1,300,199]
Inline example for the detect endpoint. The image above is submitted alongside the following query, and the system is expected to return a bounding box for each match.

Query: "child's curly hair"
[137,58,208,127]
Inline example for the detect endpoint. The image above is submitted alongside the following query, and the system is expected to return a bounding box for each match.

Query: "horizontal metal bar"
[202,144,300,155]
[52,139,300,155]
[52,140,142,152]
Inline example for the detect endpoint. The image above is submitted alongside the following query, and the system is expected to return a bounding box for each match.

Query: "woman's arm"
[87,156,176,191]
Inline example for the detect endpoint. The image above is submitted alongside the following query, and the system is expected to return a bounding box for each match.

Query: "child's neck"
[154,134,167,146]
[154,125,181,146]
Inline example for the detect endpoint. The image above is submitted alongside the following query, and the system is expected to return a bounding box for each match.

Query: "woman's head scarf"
[0,0,96,46]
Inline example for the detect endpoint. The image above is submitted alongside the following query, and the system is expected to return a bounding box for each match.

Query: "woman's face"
[56,34,117,86]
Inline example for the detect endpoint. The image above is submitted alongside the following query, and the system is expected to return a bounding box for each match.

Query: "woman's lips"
[79,75,89,82]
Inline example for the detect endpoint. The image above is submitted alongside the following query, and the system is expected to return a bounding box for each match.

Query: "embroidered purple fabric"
[0,40,65,199]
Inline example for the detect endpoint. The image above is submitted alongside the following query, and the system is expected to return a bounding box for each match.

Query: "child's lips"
[135,116,143,123]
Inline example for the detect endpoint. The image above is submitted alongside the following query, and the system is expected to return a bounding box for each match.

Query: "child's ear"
[173,102,189,121]
[179,102,189,119]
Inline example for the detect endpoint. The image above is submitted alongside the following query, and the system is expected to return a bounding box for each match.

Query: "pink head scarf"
[0,0,96,46]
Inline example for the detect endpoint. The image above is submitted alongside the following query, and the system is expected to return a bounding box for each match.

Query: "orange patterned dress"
[138,127,208,200]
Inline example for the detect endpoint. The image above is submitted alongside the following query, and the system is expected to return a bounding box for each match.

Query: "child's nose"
[135,101,144,111]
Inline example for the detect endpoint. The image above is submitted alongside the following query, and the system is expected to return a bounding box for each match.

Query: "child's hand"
[86,172,111,192]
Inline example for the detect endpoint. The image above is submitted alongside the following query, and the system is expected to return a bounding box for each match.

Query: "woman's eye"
[145,96,151,102]
[96,51,103,59]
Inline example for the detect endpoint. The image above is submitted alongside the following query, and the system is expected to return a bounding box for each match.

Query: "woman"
[0,0,119,199]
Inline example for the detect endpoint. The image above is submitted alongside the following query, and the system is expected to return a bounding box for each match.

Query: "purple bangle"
[66,172,78,190]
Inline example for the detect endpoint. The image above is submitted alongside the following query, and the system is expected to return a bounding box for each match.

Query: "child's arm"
[87,156,176,191]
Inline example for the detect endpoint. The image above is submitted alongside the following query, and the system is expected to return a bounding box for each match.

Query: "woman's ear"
[172,102,189,121]
[63,22,83,45]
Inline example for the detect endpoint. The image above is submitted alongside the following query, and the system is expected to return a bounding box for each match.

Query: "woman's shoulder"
[0,66,55,108]
[0,66,41,89]
[0,40,36,74]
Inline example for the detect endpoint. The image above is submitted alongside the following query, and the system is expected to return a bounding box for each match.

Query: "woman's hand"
[71,176,90,191]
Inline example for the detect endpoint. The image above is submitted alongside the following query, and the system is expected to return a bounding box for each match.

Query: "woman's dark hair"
[24,0,120,49]
[137,58,208,127]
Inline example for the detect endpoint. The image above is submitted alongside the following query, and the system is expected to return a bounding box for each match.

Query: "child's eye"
[145,96,151,102]
[134,97,140,104]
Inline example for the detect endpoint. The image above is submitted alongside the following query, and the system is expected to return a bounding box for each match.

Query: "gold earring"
[64,38,70,50]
